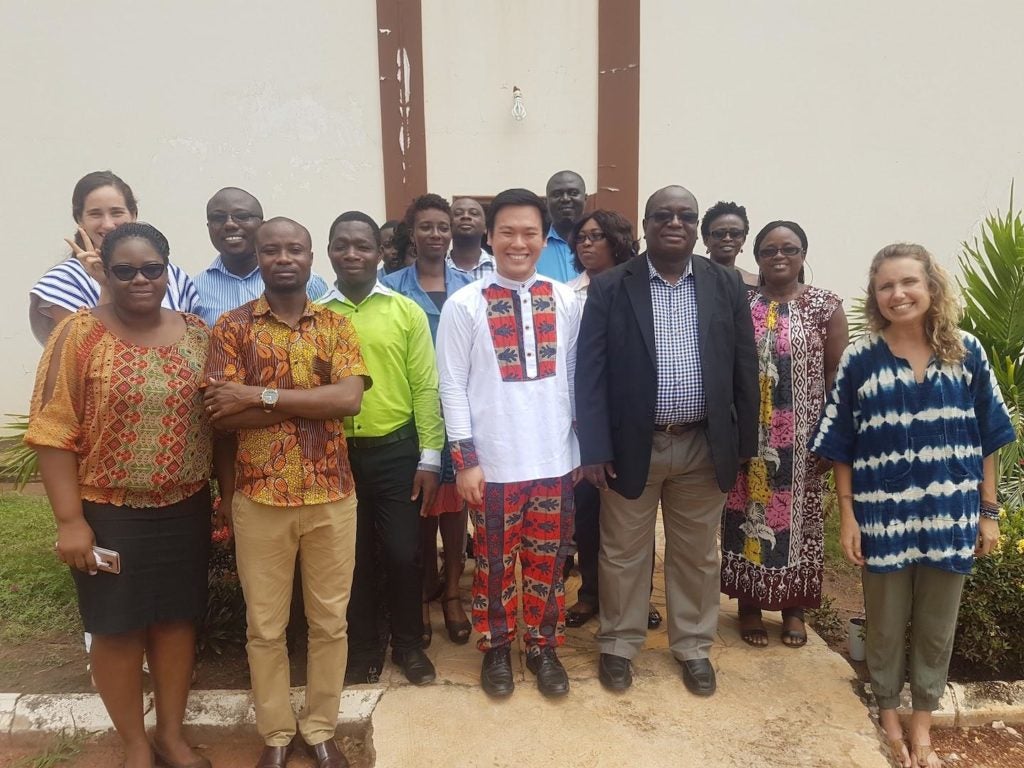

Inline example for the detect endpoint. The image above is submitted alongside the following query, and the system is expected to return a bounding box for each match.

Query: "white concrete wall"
[420,0,599,202]
[1,0,384,414]
[640,0,1024,303]
[5,0,1022,417]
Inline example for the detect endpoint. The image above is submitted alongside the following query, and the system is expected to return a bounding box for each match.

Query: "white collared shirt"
[436,270,581,483]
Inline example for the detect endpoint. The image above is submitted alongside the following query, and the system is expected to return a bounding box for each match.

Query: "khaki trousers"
[862,564,965,711]
[233,493,357,746]
[597,430,725,661]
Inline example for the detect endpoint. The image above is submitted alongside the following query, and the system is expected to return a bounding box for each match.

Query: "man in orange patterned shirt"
[204,217,370,768]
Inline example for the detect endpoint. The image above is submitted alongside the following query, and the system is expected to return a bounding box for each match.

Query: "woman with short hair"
[27,222,221,768]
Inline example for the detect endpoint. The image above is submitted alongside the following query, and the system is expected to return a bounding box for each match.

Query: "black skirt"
[73,486,211,635]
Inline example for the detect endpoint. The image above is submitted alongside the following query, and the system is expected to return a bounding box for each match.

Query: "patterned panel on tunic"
[482,281,558,382]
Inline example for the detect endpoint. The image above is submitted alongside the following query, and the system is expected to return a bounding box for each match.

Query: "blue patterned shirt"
[649,255,705,424]
[810,332,1015,575]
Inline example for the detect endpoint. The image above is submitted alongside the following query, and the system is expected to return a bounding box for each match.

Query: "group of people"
[24,168,1014,768]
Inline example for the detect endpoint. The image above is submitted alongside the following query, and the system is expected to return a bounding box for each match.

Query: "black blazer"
[575,253,758,498]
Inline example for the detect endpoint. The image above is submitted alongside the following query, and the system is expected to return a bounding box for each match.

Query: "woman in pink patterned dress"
[720,220,848,647]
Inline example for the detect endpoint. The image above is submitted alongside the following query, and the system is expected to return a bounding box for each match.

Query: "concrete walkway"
[2,525,892,767]
[364,523,889,768]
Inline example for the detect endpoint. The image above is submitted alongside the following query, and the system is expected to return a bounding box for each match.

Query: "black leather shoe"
[598,653,633,691]
[564,601,597,628]
[525,647,569,698]
[392,647,436,686]
[254,742,293,768]
[679,658,716,696]
[480,645,515,697]
[344,654,383,686]
[309,738,350,768]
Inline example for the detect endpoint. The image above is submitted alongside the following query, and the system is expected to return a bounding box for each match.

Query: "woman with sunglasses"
[565,209,662,632]
[26,223,222,768]
[700,201,758,288]
[720,220,848,648]
[29,171,201,345]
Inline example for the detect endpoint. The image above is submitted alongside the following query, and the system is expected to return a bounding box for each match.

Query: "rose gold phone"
[92,546,121,574]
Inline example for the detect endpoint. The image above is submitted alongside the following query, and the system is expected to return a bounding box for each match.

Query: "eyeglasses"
[207,212,262,225]
[574,231,607,244]
[649,210,699,225]
[758,245,804,259]
[108,262,167,281]
[710,228,746,240]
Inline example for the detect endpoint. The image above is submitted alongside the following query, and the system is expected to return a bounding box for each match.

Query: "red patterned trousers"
[471,473,575,651]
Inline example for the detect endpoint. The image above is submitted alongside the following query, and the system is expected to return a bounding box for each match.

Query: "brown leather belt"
[653,420,707,436]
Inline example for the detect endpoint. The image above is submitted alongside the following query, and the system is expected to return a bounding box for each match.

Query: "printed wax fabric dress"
[721,286,841,610]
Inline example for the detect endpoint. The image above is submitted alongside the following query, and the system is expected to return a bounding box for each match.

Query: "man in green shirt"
[317,211,443,686]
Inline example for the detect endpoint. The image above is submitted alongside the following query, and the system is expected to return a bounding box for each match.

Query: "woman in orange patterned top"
[26,223,220,768]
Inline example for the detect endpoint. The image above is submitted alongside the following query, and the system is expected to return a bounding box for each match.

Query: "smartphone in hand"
[92,546,121,574]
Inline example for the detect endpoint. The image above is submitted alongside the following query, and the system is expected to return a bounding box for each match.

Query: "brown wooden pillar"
[376,0,428,219]
[596,0,641,231]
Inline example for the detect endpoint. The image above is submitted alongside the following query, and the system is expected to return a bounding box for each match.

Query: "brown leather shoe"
[254,743,292,768]
[309,738,350,768]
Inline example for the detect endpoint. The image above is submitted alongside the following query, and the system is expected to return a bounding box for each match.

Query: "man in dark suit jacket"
[575,185,758,696]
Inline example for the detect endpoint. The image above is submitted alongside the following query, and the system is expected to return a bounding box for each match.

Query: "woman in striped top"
[29,171,200,344]
[810,243,1014,768]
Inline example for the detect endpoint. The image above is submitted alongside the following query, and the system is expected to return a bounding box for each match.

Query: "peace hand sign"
[64,227,106,287]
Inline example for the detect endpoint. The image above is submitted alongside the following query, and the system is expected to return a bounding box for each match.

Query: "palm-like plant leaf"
[958,186,1024,507]
[0,414,38,489]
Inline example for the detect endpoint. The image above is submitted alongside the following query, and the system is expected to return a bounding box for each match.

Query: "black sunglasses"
[207,212,262,225]
[108,262,167,281]
[649,209,699,225]
[710,228,747,240]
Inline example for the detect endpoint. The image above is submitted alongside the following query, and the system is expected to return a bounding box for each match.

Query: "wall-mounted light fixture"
[511,86,527,121]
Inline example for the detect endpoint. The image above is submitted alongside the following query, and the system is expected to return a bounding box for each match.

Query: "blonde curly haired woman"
[811,243,1015,767]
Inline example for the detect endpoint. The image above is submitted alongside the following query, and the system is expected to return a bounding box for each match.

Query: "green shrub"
[952,505,1024,678]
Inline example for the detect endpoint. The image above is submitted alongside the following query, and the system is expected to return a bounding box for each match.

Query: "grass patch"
[10,729,88,768]
[0,492,80,641]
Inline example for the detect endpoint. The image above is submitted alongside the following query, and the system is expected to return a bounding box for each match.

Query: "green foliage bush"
[953,505,1024,678]
[951,188,1024,679]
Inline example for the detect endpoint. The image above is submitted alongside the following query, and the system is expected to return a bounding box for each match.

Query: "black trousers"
[574,480,601,605]
[346,434,424,654]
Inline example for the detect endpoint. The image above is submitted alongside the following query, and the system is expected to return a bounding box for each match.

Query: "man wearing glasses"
[193,187,329,327]
[575,185,758,697]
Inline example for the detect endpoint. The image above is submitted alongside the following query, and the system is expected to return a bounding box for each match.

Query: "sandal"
[780,608,807,648]
[887,736,911,768]
[911,743,942,768]
[647,605,662,630]
[738,605,768,648]
[442,595,471,644]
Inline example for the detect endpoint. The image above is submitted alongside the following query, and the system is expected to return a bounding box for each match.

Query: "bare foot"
[123,738,155,768]
[154,733,202,767]
[738,611,768,647]
[880,709,912,768]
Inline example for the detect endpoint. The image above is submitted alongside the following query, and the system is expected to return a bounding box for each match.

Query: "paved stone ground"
[1,522,892,767]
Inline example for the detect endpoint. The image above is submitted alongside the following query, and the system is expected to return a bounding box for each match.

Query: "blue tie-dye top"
[810,331,1015,575]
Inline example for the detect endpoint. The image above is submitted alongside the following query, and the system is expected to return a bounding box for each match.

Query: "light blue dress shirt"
[193,255,329,327]
[535,226,579,284]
